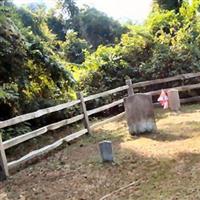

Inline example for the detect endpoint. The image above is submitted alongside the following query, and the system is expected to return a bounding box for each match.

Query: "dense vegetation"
[1,0,200,138]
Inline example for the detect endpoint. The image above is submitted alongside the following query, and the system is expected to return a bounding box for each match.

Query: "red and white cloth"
[157,89,168,109]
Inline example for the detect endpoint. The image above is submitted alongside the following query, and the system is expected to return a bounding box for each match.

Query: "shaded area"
[141,131,189,142]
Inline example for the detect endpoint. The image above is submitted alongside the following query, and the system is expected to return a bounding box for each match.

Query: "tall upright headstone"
[124,94,157,135]
[167,89,180,112]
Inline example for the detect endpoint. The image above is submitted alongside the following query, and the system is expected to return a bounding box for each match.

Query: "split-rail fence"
[1,72,200,180]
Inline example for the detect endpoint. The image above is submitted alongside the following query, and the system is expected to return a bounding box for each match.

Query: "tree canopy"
[155,0,183,11]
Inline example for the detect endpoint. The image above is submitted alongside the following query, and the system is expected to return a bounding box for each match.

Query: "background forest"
[1,0,200,138]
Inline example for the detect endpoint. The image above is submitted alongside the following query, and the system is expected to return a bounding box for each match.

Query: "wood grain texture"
[8,129,88,169]
[77,92,91,134]
[84,85,128,102]
[0,100,80,129]
[87,99,123,116]
[146,83,200,96]
[3,114,84,150]
[0,133,9,180]
[132,72,200,88]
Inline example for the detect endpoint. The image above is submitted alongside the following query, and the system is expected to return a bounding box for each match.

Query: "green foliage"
[79,45,133,95]
[47,15,66,41]
[80,0,200,96]
[62,31,90,64]
[59,0,126,49]
[154,0,183,11]
[0,84,19,120]
[61,0,79,19]
[2,0,200,140]
[0,2,77,120]
[76,7,126,48]
[1,122,32,141]
[146,8,179,35]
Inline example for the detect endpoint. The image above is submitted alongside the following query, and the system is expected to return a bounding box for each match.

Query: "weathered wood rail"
[1,72,200,180]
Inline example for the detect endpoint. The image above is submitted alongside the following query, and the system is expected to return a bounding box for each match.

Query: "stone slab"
[99,140,113,162]
[124,94,157,135]
[167,89,180,112]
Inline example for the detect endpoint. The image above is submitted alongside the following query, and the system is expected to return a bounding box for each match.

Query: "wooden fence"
[1,72,200,180]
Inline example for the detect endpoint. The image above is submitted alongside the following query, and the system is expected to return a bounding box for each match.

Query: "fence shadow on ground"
[2,139,200,200]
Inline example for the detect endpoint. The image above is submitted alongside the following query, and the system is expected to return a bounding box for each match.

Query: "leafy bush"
[1,122,32,141]
[2,0,200,140]
[80,0,200,97]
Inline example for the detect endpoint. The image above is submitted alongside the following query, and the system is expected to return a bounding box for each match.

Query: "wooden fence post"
[77,92,91,135]
[126,79,134,96]
[0,132,8,180]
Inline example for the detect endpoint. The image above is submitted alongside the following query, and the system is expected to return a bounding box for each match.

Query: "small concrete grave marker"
[124,94,157,135]
[167,89,180,112]
[99,140,113,162]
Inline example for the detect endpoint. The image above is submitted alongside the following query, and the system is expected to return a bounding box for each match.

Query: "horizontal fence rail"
[1,71,200,179]
[84,85,128,102]
[147,83,200,96]
[8,129,88,170]
[132,72,200,88]
[3,114,84,150]
[0,99,81,129]
[87,99,124,116]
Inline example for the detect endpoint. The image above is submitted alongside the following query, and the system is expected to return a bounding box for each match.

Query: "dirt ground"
[1,104,200,200]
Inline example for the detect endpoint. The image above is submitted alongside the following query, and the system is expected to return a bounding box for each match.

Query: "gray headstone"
[124,94,157,135]
[167,89,180,112]
[99,141,113,162]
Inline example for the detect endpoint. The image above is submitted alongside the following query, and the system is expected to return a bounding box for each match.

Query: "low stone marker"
[99,140,113,162]
[167,89,180,112]
[124,94,157,135]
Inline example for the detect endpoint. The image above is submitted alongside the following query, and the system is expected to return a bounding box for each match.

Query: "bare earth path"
[1,104,200,199]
